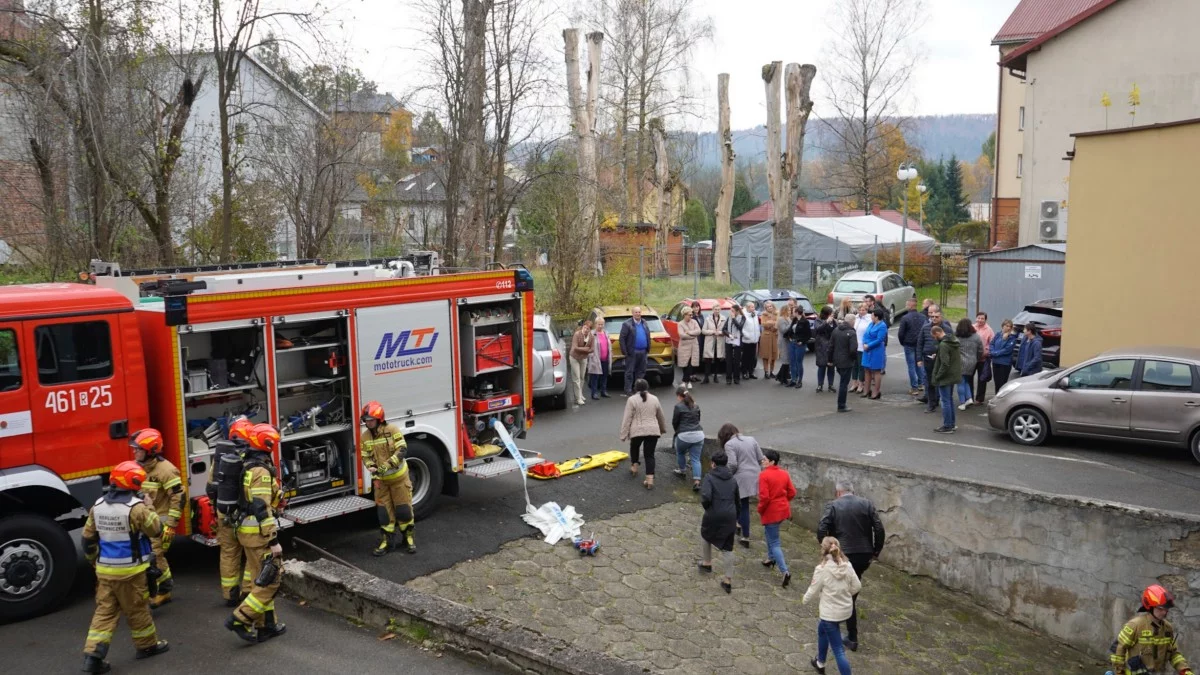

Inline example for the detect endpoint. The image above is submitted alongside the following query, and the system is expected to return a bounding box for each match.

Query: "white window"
[1017,153,1023,178]
[1018,106,1025,131]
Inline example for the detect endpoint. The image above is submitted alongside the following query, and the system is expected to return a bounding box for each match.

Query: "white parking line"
[906,437,1136,473]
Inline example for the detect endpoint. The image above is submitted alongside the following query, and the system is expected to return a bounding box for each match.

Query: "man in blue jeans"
[929,325,962,433]
[897,297,926,395]
[916,305,952,411]
[618,307,651,396]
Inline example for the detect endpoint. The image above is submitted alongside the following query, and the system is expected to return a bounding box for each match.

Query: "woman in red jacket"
[758,449,796,587]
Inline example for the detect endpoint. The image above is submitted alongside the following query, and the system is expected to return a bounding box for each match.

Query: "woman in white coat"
[701,309,727,385]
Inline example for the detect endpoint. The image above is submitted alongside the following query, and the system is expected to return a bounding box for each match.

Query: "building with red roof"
[989,0,1200,249]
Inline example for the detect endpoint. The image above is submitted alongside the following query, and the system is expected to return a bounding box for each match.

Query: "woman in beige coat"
[701,309,727,385]
[676,306,702,389]
[619,379,668,488]
[758,302,780,379]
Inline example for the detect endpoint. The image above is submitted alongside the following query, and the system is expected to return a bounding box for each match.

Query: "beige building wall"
[1060,122,1200,365]
[994,44,1024,202]
[1016,0,1200,247]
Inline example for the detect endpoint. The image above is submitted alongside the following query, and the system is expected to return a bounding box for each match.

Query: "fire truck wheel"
[405,439,444,521]
[0,513,77,622]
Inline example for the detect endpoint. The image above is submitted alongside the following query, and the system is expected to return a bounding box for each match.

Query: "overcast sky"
[320,0,1018,130]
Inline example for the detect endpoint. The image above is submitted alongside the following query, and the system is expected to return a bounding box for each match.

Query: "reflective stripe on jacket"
[144,457,184,527]
[1111,613,1191,674]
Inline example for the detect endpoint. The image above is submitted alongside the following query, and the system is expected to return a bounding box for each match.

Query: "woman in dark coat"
[813,306,836,393]
[699,451,739,593]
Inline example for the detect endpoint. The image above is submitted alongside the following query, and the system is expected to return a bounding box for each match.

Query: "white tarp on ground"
[730,215,937,288]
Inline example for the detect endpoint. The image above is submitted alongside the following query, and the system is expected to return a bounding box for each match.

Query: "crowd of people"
[571,293,1047,436]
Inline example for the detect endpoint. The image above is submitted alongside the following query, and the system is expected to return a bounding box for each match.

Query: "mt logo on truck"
[373,328,438,374]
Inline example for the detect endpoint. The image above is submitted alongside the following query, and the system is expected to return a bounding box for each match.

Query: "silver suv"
[828,270,915,318]
[532,314,567,410]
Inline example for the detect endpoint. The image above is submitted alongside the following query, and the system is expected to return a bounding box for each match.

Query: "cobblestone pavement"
[407,500,1105,674]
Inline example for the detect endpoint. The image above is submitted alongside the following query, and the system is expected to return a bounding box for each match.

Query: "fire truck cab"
[0,257,539,622]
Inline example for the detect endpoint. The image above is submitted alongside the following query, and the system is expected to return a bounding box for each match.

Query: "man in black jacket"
[915,305,952,411]
[830,317,858,413]
[896,298,927,395]
[818,481,886,652]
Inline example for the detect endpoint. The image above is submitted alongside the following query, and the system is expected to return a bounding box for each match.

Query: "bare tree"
[210,0,318,262]
[713,72,733,283]
[483,0,551,265]
[563,28,602,273]
[777,63,816,287]
[649,116,670,274]
[587,0,710,235]
[821,0,924,210]
[458,0,492,267]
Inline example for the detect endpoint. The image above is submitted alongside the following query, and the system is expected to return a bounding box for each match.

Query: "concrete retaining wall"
[701,438,1200,658]
[284,559,646,675]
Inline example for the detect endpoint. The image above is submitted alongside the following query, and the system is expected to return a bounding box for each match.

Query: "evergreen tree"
[941,153,970,231]
[681,199,711,241]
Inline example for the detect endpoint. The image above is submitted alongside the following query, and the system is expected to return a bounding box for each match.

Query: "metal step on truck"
[0,255,540,621]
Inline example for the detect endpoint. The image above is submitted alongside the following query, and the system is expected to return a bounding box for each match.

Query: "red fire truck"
[0,256,540,621]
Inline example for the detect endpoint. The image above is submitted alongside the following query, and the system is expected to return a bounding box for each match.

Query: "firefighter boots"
[402,526,416,554]
[81,643,110,674]
[257,610,287,642]
[372,530,391,556]
[224,615,258,643]
[134,640,170,659]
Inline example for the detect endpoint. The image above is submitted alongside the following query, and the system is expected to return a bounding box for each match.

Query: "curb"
[283,558,648,675]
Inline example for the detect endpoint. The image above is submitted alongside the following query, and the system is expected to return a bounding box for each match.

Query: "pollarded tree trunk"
[778,63,817,289]
[714,73,734,284]
[762,61,786,287]
[564,29,604,274]
[650,117,670,276]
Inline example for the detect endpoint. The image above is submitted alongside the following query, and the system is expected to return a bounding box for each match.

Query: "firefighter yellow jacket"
[1111,613,1192,674]
[238,462,282,545]
[82,493,162,580]
[142,457,183,529]
[361,423,408,481]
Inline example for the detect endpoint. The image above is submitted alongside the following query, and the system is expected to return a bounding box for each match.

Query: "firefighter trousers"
[217,519,245,601]
[83,572,159,654]
[374,473,414,534]
[150,536,172,589]
[233,537,280,628]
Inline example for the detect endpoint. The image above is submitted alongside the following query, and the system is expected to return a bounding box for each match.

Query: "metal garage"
[967,244,1066,322]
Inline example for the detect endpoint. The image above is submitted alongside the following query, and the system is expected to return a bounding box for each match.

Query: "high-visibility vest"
[92,494,152,577]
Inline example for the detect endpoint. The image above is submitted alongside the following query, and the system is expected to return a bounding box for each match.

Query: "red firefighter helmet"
[129,428,164,457]
[110,460,148,491]
[249,424,281,453]
[1142,584,1175,611]
[228,417,254,444]
[361,401,385,424]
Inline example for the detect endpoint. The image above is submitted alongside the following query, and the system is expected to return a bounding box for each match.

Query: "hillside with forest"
[686,113,996,169]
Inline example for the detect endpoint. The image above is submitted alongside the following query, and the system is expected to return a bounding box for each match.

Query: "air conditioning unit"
[1038,200,1068,242]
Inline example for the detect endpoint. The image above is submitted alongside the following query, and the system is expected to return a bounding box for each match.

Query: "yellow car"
[590,306,675,385]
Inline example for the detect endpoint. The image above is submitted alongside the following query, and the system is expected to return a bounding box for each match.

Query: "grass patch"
[913,283,968,322]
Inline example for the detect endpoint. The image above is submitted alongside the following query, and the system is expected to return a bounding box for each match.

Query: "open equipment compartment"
[178,320,269,501]
[273,312,355,503]
[459,298,525,457]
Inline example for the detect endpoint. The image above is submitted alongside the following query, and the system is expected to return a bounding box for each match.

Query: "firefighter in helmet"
[225,423,287,643]
[360,401,415,555]
[1110,584,1193,675]
[205,416,253,606]
[81,461,170,673]
[130,428,182,608]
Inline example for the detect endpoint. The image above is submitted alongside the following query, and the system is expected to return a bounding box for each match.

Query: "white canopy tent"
[729,215,936,288]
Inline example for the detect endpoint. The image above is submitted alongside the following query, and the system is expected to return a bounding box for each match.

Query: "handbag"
[979,359,993,383]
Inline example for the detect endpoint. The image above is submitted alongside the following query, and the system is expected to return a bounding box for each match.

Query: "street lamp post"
[896,163,919,278]
[917,183,927,239]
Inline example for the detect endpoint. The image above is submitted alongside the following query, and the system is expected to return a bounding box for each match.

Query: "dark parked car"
[728,289,819,345]
[1012,298,1063,369]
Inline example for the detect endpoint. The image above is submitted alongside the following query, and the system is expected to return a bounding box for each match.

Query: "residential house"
[411,147,440,165]
[341,168,518,257]
[990,0,1200,248]
[599,223,686,275]
[732,199,922,234]
[329,91,411,165]
[1060,119,1200,365]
